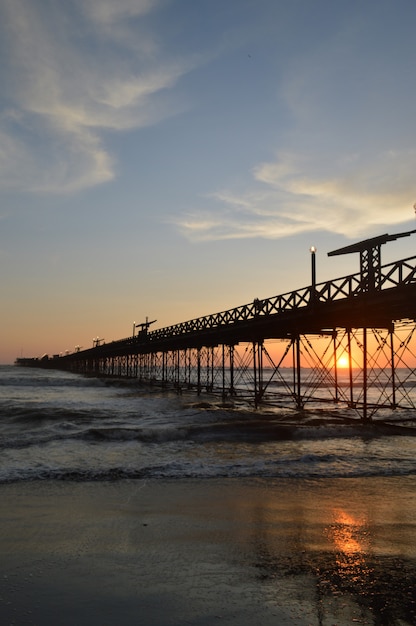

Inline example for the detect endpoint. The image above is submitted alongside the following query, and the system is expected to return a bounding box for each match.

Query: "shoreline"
[1,476,416,625]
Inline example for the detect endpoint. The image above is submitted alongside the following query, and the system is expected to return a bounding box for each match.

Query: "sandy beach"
[1,477,416,625]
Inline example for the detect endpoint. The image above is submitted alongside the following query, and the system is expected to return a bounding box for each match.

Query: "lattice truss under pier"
[86,321,416,421]
[257,321,416,420]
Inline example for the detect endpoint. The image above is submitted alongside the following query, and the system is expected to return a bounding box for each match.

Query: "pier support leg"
[229,345,235,396]
[197,348,201,395]
[293,335,303,410]
[347,329,354,407]
[362,327,369,421]
[252,341,264,408]
[333,332,339,403]
[390,325,397,409]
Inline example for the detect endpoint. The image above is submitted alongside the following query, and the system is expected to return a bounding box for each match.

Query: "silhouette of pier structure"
[20,230,416,420]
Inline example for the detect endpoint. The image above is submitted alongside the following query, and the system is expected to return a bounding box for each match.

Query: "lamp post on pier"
[310,246,317,303]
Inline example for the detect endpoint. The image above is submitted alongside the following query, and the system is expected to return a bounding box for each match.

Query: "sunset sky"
[1,0,416,363]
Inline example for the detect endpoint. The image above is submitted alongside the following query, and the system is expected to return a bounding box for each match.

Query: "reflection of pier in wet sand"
[19,230,416,421]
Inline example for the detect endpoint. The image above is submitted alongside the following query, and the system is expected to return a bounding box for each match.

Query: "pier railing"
[54,254,416,358]
[136,255,416,344]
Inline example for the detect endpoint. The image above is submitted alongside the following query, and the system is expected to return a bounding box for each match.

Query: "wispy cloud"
[175,149,416,242]
[175,6,416,243]
[0,0,190,193]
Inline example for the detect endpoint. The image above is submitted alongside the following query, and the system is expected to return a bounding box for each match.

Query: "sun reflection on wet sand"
[325,508,373,592]
[330,510,368,553]
[246,479,416,624]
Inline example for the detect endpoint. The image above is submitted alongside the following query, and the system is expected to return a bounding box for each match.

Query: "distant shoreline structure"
[14,355,59,368]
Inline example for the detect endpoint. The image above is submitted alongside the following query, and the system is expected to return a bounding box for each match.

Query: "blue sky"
[1,0,416,362]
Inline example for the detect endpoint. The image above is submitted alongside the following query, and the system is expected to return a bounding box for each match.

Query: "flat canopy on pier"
[328,228,416,257]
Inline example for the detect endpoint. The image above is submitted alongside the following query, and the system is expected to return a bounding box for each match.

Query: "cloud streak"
[174,6,416,243]
[0,0,190,193]
[175,149,416,242]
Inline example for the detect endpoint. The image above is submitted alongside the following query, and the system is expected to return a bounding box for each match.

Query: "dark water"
[1,365,416,483]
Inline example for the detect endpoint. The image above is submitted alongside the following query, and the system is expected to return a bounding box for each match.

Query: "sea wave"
[2,453,416,484]
[2,366,416,485]
[0,371,105,389]
[2,411,415,453]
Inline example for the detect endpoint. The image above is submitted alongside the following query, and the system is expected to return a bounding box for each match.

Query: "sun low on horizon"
[337,356,350,369]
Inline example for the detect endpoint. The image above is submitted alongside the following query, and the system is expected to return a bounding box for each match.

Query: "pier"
[17,230,416,421]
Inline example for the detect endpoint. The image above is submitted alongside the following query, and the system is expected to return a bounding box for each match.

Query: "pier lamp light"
[310,246,317,299]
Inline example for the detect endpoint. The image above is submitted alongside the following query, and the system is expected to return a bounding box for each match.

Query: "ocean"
[1,364,416,484]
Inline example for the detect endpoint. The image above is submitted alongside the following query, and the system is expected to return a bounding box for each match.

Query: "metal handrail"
[78,255,416,355]
[145,255,416,343]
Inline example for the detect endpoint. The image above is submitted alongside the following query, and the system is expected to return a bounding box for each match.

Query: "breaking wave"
[1,365,416,484]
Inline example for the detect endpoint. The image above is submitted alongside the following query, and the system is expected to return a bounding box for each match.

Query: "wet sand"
[1,477,416,625]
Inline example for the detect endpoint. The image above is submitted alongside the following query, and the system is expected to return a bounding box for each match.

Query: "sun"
[337,355,349,368]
